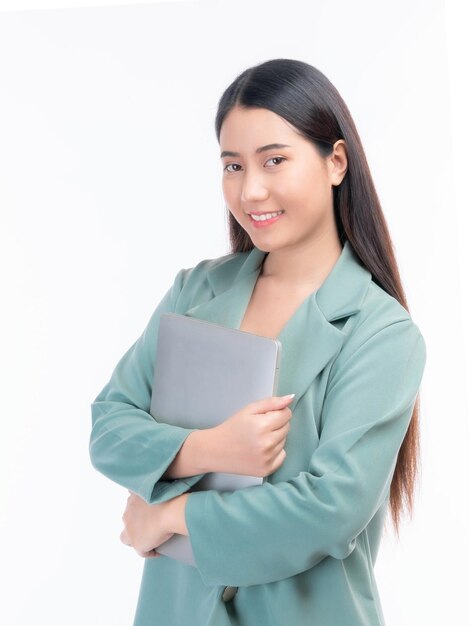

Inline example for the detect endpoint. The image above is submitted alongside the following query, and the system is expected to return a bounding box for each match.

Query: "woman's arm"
[163,493,190,536]
[178,320,427,587]
[120,491,190,558]
[89,268,208,504]
[161,429,215,479]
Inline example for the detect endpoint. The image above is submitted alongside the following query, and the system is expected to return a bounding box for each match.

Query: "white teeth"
[250,210,283,221]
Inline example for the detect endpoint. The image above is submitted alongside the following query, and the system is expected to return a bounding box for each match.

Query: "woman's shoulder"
[179,249,247,285]
[195,249,248,273]
[170,249,248,306]
[337,277,425,366]
[363,279,422,331]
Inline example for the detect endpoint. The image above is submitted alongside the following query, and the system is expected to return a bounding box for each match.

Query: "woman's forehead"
[220,107,303,150]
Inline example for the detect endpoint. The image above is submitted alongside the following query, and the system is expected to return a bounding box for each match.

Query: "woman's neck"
[260,234,343,290]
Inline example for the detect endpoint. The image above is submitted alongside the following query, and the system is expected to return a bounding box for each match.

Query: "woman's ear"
[330,139,348,186]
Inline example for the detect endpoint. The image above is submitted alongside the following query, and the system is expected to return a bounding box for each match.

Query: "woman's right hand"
[206,394,295,478]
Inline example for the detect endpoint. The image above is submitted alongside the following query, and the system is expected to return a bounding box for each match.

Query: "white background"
[0,1,468,624]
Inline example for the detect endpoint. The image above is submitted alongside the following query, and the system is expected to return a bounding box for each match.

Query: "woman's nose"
[240,172,269,203]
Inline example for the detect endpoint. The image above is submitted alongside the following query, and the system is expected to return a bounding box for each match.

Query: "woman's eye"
[223,156,286,173]
[266,156,286,167]
[224,163,242,173]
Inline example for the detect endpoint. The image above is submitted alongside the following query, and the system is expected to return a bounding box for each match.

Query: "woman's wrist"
[163,493,190,536]
[162,428,215,479]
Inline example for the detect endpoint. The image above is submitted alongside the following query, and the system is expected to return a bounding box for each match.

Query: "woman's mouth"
[248,210,285,228]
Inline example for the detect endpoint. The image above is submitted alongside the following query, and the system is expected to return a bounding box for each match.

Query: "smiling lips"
[248,209,285,228]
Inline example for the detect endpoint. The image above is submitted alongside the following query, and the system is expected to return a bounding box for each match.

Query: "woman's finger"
[140,549,162,559]
[120,528,131,546]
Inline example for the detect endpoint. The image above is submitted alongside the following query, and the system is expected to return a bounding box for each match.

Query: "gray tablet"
[150,312,282,566]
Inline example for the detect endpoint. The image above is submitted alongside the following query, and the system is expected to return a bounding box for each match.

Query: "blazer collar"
[185,240,371,407]
[205,240,370,322]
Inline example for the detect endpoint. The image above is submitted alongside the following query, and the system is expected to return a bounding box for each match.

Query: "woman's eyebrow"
[220,143,291,158]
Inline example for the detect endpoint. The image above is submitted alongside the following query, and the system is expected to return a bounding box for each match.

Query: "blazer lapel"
[184,241,371,410]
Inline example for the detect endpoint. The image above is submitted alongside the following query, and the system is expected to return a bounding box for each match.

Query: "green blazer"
[90,240,426,626]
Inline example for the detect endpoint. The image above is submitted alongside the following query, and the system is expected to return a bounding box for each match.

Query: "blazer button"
[222,586,238,602]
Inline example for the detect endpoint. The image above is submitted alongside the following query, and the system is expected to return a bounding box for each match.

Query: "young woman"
[90,58,426,626]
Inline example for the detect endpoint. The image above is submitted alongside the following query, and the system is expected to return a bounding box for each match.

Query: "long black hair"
[215,58,421,536]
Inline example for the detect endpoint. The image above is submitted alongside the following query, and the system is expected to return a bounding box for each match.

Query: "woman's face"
[219,105,347,251]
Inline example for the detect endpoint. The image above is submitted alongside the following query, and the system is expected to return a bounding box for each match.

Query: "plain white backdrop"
[0,1,468,624]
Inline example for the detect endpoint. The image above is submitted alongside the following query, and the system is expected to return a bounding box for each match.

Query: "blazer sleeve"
[89,268,206,504]
[184,318,427,587]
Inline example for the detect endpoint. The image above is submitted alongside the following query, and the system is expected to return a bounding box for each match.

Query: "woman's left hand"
[120,491,175,558]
